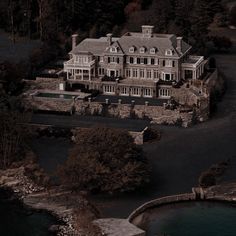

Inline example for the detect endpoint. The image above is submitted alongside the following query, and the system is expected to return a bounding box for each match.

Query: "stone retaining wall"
[128,193,196,225]
[23,97,202,127]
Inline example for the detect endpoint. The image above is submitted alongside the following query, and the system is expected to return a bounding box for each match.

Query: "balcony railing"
[64,59,95,68]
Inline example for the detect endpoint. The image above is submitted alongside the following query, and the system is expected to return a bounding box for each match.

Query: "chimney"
[142,25,154,38]
[177,37,183,53]
[107,33,112,46]
[72,34,78,50]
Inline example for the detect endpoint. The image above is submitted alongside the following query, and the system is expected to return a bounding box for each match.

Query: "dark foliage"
[57,126,150,193]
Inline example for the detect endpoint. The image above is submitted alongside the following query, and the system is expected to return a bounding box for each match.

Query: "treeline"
[0,0,149,42]
[0,0,232,53]
[125,0,231,53]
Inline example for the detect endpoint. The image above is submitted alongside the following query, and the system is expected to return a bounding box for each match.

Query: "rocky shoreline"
[0,156,99,236]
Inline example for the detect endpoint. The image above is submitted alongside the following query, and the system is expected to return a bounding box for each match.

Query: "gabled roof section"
[105,41,125,55]
[70,37,119,56]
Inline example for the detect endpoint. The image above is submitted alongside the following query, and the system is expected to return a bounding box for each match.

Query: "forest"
[0,0,234,78]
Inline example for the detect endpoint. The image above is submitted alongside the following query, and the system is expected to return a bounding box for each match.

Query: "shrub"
[199,170,216,188]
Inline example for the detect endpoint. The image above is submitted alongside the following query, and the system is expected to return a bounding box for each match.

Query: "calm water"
[146,202,236,236]
[36,92,75,99]
[0,190,56,236]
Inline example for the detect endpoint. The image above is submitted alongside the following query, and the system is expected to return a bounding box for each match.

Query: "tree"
[57,127,150,193]
[0,110,30,169]
[199,170,216,188]
[211,36,232,51]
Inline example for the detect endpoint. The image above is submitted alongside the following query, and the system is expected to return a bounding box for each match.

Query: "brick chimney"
[142,25,154,38]
[177,37,183,53]
[107,33,112,46]
[72,34,78,50]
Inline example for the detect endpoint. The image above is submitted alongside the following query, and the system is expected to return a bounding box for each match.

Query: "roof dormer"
[110,46,118,53]
[140,46,146,54]
[150,47,157,54]
[165,49,173,56]
[129,46,136,53]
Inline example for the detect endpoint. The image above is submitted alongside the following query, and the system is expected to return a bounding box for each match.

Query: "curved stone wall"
[128,193,196,224]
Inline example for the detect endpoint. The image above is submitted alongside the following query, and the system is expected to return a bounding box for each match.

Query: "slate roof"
[71,29,191,57]
[70,37,119,55]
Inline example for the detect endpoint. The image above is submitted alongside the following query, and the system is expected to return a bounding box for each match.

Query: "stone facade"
[23,94,208,127]
[64,25,207,99]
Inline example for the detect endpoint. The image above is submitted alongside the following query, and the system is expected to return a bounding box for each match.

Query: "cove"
[0,189,56,236]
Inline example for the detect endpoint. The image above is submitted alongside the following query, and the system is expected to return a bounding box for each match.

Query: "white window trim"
[165,49,173,56]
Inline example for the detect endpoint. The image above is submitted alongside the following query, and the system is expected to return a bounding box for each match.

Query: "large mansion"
[64,26,207,99]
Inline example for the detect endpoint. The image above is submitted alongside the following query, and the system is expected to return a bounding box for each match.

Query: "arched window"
[140,46,146,53]
[150,47,157,54]
[165,49,173,56]
[129,46,136,53]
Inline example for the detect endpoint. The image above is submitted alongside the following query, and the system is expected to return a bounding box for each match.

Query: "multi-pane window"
[154,70,158,79]
[130,57,134,64]
[131,87,140,96]
[133,69,138,78]
[143,89,152,97]
[165,60,172,67]
[120,87,129,95]
[126,69,131,78]
[104,85,115,94]
[140,69,145,78]
[147,69,152,79]
[159,88,171,97]
[151,58,155,65]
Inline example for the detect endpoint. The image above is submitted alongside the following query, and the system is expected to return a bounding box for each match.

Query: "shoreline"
[0,160,92,236]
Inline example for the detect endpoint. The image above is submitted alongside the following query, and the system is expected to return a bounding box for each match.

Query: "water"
[0,190,56,236]
[36,92,76,99]
[145,202,236,236]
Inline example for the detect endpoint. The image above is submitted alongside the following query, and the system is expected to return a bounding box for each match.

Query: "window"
[126,69,131,78]
[133,69,138,78]
[163,73,174,81]
[129,46,135,53]
[104,85,115,94]
[131,87,141,96]
[108,57,110,63]
[98,68,105,76]
[159,88,171,97]
[151,58,155,65]
[137,58,141,64]
[150,48,156,54]
[129,57,134,64]
[172,61,175,67]
[165,49,173,56]
[100,56,104,62]
[154,70,158,79]
[117,57,120,64]
[110,47,117,53]
[120,87,129,95]
[140,47,146,53]
[140,69,145,78]
[144,58,148,64]
[144,89,152,97]
[162,60,165,67]
[165,60,172,67]
[147,69,152,79]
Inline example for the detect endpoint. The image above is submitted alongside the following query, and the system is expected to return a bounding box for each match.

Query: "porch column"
[89,69,91,81]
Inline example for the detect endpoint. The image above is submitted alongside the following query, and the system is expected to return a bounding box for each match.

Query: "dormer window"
[129,46,135,53]
[140,47,146,54]
[165,49,173,56]
[150,47,157,54]
[110,47,118,53]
